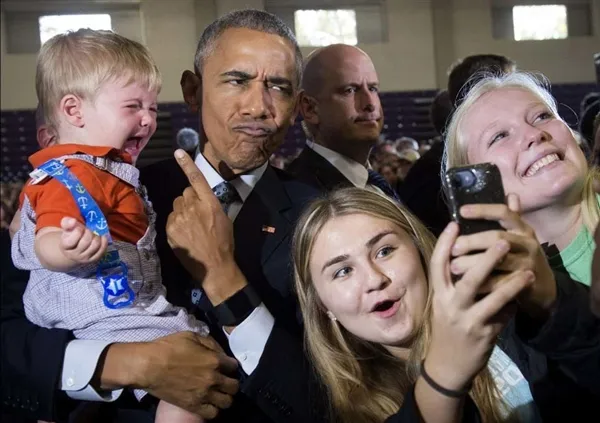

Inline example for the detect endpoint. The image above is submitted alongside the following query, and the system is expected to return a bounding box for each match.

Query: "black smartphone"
[444,163,506,235]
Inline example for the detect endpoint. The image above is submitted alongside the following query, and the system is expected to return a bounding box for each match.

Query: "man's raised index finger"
[174,149,211,194]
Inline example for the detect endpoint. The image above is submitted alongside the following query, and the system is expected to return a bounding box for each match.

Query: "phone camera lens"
[453,170,476,188]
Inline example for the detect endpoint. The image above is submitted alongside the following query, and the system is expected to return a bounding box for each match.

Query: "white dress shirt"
[60,340,123,400]
[60,153,274,400]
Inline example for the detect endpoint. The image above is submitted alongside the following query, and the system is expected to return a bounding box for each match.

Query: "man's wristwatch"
[213,285,261,326]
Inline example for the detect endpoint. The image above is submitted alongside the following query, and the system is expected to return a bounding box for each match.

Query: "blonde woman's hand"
[448,193,557,319]
[424,222,534,392]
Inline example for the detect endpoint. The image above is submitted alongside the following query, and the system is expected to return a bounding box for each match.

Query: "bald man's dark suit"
[286,146,354,191]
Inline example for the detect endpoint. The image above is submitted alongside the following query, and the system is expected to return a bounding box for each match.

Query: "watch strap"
[213,285,261,326]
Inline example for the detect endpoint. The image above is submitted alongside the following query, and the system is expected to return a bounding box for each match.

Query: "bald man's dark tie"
[367,169,401,202]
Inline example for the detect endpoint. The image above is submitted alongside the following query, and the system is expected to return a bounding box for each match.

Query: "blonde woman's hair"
[292,187,507,423]
[443,71,600,233]
[36,28,162,130]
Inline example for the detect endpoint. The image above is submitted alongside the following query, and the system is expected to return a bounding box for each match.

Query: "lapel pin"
[262,225,276,234]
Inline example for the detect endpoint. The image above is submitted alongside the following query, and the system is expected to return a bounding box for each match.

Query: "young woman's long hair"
[292,187,507,423]
[443,71,600,233]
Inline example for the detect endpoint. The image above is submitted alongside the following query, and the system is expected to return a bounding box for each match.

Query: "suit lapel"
[234,166,293,268]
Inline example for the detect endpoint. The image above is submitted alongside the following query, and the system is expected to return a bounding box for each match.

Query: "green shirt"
[548,225,594,286]
[546,195,600,287]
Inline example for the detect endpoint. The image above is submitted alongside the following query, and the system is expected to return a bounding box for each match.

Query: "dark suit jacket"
[286,147,354,192]
[397,142,450,237]
[1,228,75,421]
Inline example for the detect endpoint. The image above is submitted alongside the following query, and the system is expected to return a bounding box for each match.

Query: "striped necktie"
[212,180,242,215]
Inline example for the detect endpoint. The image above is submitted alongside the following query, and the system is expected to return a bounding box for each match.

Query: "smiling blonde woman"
[444,71,600,286]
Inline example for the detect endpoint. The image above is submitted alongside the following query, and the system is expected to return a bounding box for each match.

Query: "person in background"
[0,203,6,230]
[399,55,516,237]
[447,54,516,107]
[580,93,599,140]
[395,149,420,184]
[390,138,420,187]
[579,93,599,158]
[429,90,453,144]
[34,103,57,149]
[0,182,22,231]
[1,104,54,231]
[393,137,419,153]
[418,142,431,155]
[444,71,599,289]
[379,163,399,187]
[287,44,399,201]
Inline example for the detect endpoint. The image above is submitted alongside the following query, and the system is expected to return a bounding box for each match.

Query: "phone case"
[444,163,506,235]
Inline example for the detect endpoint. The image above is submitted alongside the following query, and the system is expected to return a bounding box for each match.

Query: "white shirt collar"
[193,151,267,202]
[306,140,369,188]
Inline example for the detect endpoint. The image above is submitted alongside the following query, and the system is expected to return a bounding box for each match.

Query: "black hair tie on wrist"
[420,360,472,398]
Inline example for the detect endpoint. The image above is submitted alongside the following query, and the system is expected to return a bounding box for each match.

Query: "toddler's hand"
[60,217,108,265]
